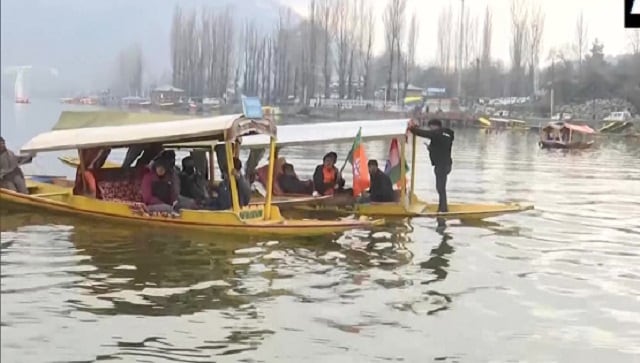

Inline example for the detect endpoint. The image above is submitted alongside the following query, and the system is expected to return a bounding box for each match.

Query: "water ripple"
[1,128,639,362]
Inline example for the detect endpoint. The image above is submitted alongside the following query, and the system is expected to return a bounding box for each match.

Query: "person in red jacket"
[141,159,179,213]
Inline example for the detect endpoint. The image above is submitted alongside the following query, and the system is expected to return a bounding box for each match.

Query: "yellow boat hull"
[294,195,533,220]
[2,181,383,237]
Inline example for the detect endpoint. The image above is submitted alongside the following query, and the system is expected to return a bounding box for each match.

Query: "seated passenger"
[153,150,197,209]
[233,158,252,206]
[254,155,287,195]
[313,152,345,196]
[362,159,395,203]
[214,157,251,209]
[141,160,179,213]
[278,163,313,194]
[179,156,210,204]
[0,136,31,194]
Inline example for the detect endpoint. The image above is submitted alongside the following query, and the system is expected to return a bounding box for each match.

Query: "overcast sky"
[281,0,633,66]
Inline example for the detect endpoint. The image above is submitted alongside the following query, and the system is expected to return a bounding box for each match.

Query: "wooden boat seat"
[88,167,148,202]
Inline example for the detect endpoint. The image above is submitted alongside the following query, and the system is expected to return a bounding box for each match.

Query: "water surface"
[2,98,640,362]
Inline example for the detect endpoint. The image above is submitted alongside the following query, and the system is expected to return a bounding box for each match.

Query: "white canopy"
[21,113,276,153]
[241,118,411,148]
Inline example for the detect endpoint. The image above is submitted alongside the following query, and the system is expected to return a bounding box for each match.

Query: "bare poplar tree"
[510,0,529,96]
[318,0,333,99]
[308,0,318,102]
[219,8,234,99]
[383,0,406,102]
[170,6,183,88]
[116,44,144,96]
[480,6,493,96]
[346,0,360,99]
[273,9,292,101]
[403,13,418,99]
[462,12,480,71]
[574,11,589,73]
[383,3,395,101]
[361,1,374,99]
[436,5,453,74]
[481,6,492,68]
[528,4,545,94]
[334,0,350,99]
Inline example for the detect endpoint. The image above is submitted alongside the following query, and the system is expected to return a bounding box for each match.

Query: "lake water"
[2,98,640,362]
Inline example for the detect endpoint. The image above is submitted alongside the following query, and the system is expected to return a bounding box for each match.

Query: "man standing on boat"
[408,119,454,213]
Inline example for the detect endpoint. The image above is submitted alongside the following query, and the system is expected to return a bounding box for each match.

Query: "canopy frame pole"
[224,139,240,213]
[410,133,417,199]
[264,136,277,220]
[569,129,573,143]
[209,146,215,183]
[77,149,87,194]
[400,138,407,205]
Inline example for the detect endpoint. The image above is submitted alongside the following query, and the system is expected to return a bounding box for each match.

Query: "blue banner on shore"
[242,96,263,119]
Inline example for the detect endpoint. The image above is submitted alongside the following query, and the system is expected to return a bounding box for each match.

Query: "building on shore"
[150,85,185,105]
[377,83,425,103]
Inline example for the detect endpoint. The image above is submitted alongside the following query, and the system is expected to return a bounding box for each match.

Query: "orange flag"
[348,128,370,196]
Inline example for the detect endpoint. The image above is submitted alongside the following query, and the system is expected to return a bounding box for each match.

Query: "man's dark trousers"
[434,164,451,213]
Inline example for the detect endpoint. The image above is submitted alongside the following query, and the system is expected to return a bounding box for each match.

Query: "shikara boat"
[53,117,533,220]
[1,111,383,237]
[598,121,633,134]
[539,121,595,149]
[237,119,534,220]
[478,117,530,131]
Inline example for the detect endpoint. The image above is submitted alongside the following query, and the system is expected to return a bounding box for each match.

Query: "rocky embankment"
[555,98,638,120]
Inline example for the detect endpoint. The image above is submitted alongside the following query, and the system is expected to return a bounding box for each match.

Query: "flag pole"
[340,127,361,173]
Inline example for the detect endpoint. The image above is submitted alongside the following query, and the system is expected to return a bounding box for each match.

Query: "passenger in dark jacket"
[216,157,251,209]
[312,152,345,196]
[409,119,454,212]
[278,163,313,194]
[366,160,395,202]
[141,160,178,212]
[179,156,210,203]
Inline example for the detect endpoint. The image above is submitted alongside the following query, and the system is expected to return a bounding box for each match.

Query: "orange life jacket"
[322,166,337,195]
[323,166,336,183]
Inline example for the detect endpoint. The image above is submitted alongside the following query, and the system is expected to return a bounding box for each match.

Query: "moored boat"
[53,117,534,220]
[1,110,383,237]
[478,117,529,131]
[237,118,534,220]
[539,121,595,149]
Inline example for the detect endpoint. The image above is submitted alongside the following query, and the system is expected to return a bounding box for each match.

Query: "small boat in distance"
[478,117,529,131]
[14,69,29,104]
[539,121,596,149]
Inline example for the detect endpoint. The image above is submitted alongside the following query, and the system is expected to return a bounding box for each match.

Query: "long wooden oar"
[32,191,70,198]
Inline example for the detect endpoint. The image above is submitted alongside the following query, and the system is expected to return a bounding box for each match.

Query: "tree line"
[112,0,640,113]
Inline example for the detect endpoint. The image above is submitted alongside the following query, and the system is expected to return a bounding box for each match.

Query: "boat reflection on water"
[0,210,415,316]
[0,203,521,360]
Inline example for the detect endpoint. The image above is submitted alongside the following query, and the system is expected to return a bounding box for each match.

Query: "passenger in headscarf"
[0,136,31,194]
